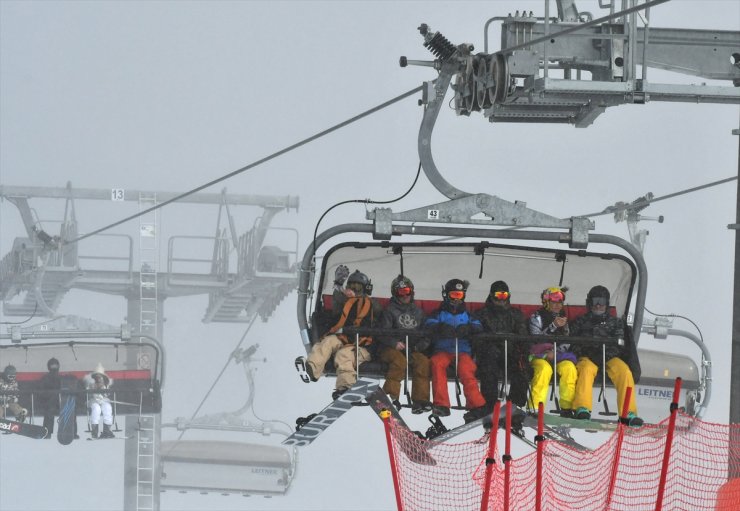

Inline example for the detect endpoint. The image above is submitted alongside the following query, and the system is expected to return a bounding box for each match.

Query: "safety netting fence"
[384,411,740,511]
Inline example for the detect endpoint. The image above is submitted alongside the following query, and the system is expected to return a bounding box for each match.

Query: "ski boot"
[625,412,644,428]
[331,388,347,401]
[463,406,488,424]
[100,424,115,439]
[431,405,450,417]
[575,407,591,420]
[91,424,99,439]
[411,400,432,415]
[16,408,27,423]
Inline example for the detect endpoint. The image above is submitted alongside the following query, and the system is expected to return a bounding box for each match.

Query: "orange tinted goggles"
[448,290,465,300]
[396,286,413,296]
[492,291,510,300]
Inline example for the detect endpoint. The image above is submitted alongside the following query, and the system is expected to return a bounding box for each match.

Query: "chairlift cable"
[579,176,737,219]
[67,85,424,246]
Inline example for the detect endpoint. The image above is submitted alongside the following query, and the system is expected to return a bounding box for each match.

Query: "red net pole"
[655,377,683,511]
[480,401,502,511]
[381,410,404,511]
[606,386,633,509]
[504,402,512,511]
[535,401,545,511]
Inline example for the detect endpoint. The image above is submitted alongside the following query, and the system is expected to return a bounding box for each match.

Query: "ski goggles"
[591,297,608,306]
[492,291,510,300]
[447,290,465,300]
[396,286,413,297]
[544,291,565,303]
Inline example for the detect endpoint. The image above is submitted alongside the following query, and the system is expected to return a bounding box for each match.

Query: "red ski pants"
[430,351,485,409]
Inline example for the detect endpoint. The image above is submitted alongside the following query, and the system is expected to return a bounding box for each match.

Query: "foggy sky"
[1,1,738,510]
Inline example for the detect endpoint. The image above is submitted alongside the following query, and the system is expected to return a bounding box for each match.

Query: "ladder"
[136,414,156,510]
[138,192,158,339]
[137,193,158,510]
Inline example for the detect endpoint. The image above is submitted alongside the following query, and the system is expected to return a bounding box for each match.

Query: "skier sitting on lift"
[39,357,79,439]
[0,365,27,423]
[376,275,432,414]
[303,268,383,400]
[570,285,643,427]
[528,286,578,418]
[474,281,532,413]
[425,279,487,419]
[83,363,116,439]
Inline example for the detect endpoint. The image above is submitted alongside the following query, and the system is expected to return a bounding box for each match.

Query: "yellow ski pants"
[572,356,637,415]
[528,358,577,411]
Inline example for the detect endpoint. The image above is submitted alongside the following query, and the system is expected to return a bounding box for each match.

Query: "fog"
[1,1,738,510]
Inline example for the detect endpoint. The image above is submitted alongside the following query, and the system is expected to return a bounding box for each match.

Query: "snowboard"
[0,418,48,439]
[57,375,78,445]
[283,377,379,447]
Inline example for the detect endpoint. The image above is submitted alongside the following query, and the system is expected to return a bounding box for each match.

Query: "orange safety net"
[386,413,740,511]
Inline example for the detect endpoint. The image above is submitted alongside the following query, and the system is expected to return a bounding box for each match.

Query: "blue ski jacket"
[425,308,482,355]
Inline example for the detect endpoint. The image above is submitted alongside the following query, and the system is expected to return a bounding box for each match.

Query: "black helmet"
[489,280,512,306]
[490,280,510,294]
[391,275,414,298]
[346,270,373,296]
[4,365,17,380]
[586,285,610,308]
[47,357,60,371]
[443,278,468,297]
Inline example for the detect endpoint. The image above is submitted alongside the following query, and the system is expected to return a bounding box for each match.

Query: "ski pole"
[551,342,560,413]
[502,339,509,401]
[355,333,360,381]
[404,335,412,406]
[111,391,120,432]
[454,337,462,408]
[599,342,616,416]
[85,393,92,432]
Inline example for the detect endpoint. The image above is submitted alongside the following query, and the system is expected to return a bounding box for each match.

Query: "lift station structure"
[0,183,299,510]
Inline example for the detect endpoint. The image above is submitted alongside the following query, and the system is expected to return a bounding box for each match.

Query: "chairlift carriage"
[299,238,705,424]
[159,343,297,497]
[295,0,737,426]
[0,315,163,426]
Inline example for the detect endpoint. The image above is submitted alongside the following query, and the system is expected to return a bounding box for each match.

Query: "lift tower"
[0,183,299,511]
